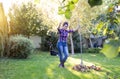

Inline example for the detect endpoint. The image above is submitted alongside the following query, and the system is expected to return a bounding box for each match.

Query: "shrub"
[8,35,34,59]
[40,31,58,51]
[86,48,101,53]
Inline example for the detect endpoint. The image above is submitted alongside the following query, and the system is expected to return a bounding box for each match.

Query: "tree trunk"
[89,38,93,48]
[70,34,74,55]
[79,32,83,65]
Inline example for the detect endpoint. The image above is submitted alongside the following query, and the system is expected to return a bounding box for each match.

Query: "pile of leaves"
[72,64,101,72]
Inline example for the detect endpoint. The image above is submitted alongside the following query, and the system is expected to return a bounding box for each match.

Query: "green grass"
[0,51,120,79]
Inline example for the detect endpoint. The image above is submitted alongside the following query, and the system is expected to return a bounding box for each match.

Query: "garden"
[0,0,120,79]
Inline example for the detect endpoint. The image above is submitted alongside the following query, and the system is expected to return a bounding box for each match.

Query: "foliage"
[88,0,102,7]
[69,0,108,39]
[68,0,108,54]
[72,31,88,52]
[94,8,119,38]
[8,2,48,37]
[40,31,58,51]
[101,39,120,58]
[57,0,108,55]
[93,0,120,58]
[40,36,50,51]
[58,0,79,19]
[58,0,103,19]
[72,31,80,52]
[8,35,34,59]
[0,3,9,57]
[47,31,58,49]
[86,48,101,53]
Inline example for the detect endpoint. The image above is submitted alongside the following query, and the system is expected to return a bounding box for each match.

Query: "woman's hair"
[63,22,68,26]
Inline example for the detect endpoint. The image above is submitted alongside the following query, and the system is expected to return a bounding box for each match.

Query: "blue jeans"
[57,41,69,63]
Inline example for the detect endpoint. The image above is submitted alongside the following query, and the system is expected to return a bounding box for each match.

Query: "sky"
[0,0,12,14]
[39,0,63,22]
[0,0,34,14]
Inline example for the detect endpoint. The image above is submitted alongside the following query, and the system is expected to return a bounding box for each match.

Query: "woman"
[57,21,80,68]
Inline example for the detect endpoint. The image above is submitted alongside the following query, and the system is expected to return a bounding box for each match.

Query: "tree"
[0,3,9,57]
[94,1,120,58]
[58,0,103,19]
[58,0,104,54]
[58,0,120,58]
[8,2,48,37]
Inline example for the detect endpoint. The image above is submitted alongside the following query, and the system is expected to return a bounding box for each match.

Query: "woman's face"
[63,24,68,30]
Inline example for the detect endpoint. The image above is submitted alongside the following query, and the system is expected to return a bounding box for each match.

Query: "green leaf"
[69,4,75,10]
[103,28,107,35]
[73,0,79,3]
[96,22,104,32]
[62,0,66,3]
[109,30,114,34]
[58,10,65,15]
[65,11,71,19]
[119,46,120,52]
[58,7,65,15]
[88,0,102,7]
[101,39,120,58]
[101,44,119,58]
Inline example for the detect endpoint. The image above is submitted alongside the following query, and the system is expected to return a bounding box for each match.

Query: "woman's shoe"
[59,63,63,68]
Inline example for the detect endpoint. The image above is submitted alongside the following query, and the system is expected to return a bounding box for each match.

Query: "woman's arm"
[57,22,62,29]
[68,25,80,33]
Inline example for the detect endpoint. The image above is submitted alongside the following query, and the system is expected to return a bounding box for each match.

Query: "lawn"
[0,51,120,79]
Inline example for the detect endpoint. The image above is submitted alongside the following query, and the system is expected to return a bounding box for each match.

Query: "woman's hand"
[74,25,80,31]
[57,22,62,29]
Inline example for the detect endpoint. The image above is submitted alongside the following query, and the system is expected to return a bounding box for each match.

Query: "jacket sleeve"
[68,30,74,33]
[58,28,61,33]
